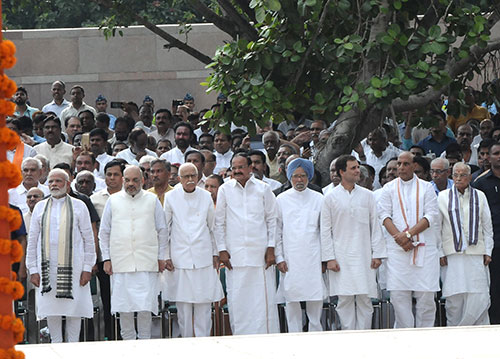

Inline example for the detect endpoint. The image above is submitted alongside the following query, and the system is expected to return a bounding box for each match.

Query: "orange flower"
[0,99,15,116]
[0,127,21,150]
[0,40,17,69]
[0,74,17,99]
[0,238,10,254]
[10,241,22,263]
[0,348,25,359]
[0,205,22,231]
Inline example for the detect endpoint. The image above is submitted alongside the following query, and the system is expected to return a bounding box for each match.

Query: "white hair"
[139,155,157,166]
[262,131,280,143]
[34,154,49,168]
[179,162,198,176]
[21,157,42,171]
[48,168,69,182]
[431,157,450,170]
[453,162,471,175]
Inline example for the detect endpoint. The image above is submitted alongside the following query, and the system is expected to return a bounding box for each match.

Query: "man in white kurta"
[438,162,493,326]
[214,152,280,335]
[321,155,386,330]
[378,152,440,328]
[99,165,168,340]
[26,169,95,343]
[164,163,223,337]
[276,158,325,332]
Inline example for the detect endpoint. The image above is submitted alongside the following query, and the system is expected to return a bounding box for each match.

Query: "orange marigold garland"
[0,33,23,356]
[0,239,22,262]
[0,99,15,117]
[0,348,24,359]
[0,278,24,300]
[0,41,16,69]
[0,206,21,232]
[0,128,20,150]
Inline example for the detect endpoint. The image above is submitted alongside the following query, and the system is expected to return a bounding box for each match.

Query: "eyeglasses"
[457,132,472,137]
[430,169,448,175]
[452,173,469,178]
[291,174,308,180]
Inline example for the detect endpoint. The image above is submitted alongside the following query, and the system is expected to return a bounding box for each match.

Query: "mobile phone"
[81,133,90,150]
[110,101,123,109]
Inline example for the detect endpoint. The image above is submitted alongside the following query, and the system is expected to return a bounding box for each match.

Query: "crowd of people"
[7,80,500,342]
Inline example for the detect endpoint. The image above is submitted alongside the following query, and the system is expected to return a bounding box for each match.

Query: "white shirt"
[7,143,37,164]
[214,176,277,267]
[116,148,157,165]
[276,188,325,301]
[164,186,216,268]
[95,153,115,179]
[160,146,193,165]
[99,190,168,262]
[90,188,112,218]
[214,150,234,174]
[378,176,440,291]
[8,182,50,215]
[321,184,386,297]
[150,128,175,145]
[322,182,335,195]
[59,102,97,131]
[263,176,281,191]
[42,99,70,118]
[26,195,96,318]
[34,141,74,168]
[353,145,402,189]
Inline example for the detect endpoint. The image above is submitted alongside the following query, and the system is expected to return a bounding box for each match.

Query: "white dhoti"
[111,271,159,340]
[164,266,224,337]
[226,266,279,335]
[111,272,160,314]
[441,254,490,326]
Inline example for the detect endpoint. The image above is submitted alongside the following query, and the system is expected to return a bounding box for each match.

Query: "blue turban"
[96,94,107,102]
[287,158,314,182]
[184,93,194,101]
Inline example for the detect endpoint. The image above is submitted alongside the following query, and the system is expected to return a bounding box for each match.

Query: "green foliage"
[205,0,498,134]
[2,0,209,30]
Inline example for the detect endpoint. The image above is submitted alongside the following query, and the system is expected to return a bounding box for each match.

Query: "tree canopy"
[5,0,500,184]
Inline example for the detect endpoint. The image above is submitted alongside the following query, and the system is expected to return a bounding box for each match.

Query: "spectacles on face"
[452,173,469,178]
[291,174,308,180]
[457,132,472,137]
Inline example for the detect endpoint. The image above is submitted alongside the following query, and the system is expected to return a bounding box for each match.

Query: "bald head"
[26,187,44,212]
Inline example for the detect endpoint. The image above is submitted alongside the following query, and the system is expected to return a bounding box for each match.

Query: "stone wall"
[4,24,231,115]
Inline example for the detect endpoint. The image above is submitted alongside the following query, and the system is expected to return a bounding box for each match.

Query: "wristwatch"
[405,231,412,239]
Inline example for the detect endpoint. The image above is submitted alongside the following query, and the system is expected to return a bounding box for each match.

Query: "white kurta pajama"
[438,186,493,326]
[378,175,440,328]
[99,189,167,340]
[321,184,386,330]
[214,176,280,335]
[275,188,325,332]
[163,186,223,337]
[26,196,96,342]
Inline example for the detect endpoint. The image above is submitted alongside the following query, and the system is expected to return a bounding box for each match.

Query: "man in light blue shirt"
[430,157,453,195]
[13,86,39,119]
